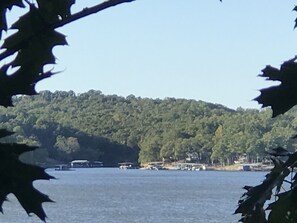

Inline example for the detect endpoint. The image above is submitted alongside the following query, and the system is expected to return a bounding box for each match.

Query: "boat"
[176,163,206,171]
[55,164,71,171]
[89,161,103,167]
[119,162,136,170]
[143,162,166,170]
[70,160,90,168]
[70,160,104,168]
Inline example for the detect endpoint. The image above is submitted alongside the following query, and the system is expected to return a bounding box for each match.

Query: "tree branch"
[0,0,135,64]
[53,0,135,29]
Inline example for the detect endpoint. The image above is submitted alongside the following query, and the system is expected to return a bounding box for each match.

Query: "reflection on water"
[0,169,266,223]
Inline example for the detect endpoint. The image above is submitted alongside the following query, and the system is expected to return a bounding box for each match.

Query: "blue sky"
[32,0,297,109]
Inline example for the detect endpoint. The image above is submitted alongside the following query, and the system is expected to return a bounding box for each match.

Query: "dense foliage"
[3,90,297,168]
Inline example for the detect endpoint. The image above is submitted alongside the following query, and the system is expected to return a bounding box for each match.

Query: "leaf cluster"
[0,0,135,221]
[0,0,73,106]
[0,1,78,220]
[236,6,297,223]
[235,150,297,223]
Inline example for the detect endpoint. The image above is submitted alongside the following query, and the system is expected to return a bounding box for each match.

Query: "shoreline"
[161,163,274,172]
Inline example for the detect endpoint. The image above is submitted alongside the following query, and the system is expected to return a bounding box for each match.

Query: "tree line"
[0,89,295,166]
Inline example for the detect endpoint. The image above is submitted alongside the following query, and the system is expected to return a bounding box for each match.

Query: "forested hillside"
[1,90,296,166]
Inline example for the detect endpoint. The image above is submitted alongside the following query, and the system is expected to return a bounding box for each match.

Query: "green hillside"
[1,90,296,166]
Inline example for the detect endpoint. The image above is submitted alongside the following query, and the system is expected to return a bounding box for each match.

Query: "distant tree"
[54,135,80,161]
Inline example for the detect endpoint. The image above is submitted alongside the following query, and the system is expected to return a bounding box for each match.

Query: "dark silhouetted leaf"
[37,0,75,21]
[255,59,297,117]
[267,147,290,157]
[0,5,67,107]
[0,129,54,221]
[0,66,55,106]
[0,0,24,37]
[267,189,297,223]
[235,157,290,222]
[293,5,297,29]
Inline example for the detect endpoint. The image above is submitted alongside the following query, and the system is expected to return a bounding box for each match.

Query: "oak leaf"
[255,59,297,117]
[0,129,54,221]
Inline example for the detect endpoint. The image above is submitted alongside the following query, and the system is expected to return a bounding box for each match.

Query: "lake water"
[0,168,267,223]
